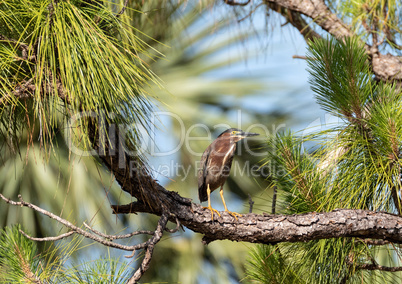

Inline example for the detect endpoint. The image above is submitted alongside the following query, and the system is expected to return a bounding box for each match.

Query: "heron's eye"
[232,131,236,135]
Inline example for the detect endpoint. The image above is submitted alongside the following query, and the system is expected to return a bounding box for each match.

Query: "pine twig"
[0,193,179,284]
[292,55,308,60]
[223,0,251,6]
[83,222,154,240]
[163,216,181,233]
[248,194,254,213]
[272,186,277,214]
[126,213,169,283]
[238,3,264,22]
[0,193,173,253]
[19,230,74,241]
[116,0,130,17]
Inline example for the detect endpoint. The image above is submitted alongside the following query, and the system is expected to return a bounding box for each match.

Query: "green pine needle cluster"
[340,0,401,45]
[0,0,159,155]
[58,258,133,284]
[245,244,305,284]
[263,132,325,214]
[307,37,373,122]
[246,38,402,283]
[0,225,134,283]
[0,225,42,283]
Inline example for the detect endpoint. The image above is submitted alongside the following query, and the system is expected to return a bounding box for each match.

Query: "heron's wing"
[198,150,210,202]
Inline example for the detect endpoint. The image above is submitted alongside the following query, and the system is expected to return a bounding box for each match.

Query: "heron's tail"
[198,184,208,202]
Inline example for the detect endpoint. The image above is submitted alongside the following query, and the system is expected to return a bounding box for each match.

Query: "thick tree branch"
[5,172,402,267]
[112,198,402,245]
[85,118,402,246]
[5,188,402,274]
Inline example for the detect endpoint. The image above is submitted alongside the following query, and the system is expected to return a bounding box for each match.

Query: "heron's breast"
[205,144,235,191]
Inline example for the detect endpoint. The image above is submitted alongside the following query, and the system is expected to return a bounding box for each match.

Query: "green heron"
[198,128,259,220]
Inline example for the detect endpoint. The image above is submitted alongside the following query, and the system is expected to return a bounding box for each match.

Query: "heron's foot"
[203,206,221,220]
[225,210,242,220]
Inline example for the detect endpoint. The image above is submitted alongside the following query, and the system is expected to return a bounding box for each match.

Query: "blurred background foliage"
[0,0,302,283]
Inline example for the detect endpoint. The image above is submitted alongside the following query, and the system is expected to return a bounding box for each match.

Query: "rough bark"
[264,0,351,38]
[372,54,402,81]
[111,188,402,245]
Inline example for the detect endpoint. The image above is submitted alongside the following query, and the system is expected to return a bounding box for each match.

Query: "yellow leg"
[220,187,242,220]
[203,185,221,220]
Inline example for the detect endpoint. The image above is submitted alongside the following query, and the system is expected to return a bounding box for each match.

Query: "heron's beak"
[241,132,259,137]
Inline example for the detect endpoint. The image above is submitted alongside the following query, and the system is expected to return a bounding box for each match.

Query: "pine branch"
[15,244,42,284]
[349,255,402,272]
[224,0,402,82]
[0,193,181,283]
[0,194,175,253]
[385,31,402,50]
[0,79,35,106]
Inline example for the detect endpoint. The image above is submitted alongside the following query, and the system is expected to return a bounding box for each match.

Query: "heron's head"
[217,128,259,142]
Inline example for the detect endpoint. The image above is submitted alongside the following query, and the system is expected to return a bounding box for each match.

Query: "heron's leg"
[219,186,242,220]
[203,184,221,220]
